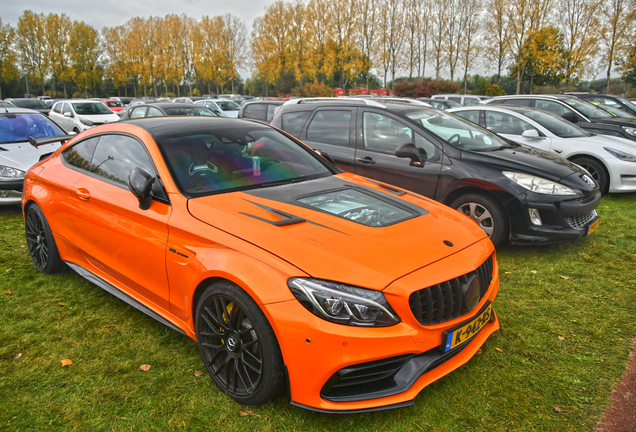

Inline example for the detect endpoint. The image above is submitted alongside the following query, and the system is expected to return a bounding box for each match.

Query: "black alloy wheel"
[195,281,284,405]
[571,156,609,194]
[24,204,66,274]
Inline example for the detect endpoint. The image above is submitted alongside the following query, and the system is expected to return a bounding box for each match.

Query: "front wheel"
[571,156,608,194]
[450,193,509,247]
[195,281,285,405]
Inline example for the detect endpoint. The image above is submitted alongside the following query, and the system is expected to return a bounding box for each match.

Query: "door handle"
[76,188,90,200]
[357,157,376,164]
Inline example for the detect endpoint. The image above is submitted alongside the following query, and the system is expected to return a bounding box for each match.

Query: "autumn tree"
[358,0,379,91]
[15,11,49,94]
[306,0,335,82]
[102,25,130,96]
[46,13,72,97]
[378,0,406,89]
[524,26,565,91]
[326,0,361,89]
[599,0,636,92]
[445,0,469,82]
[429,0,449,79]
[404,0,421,79]
[459,0,483,93]
[0,19,18,100]
[483,0,510,84]
[557,0,601,84]
[287,1,310,84]
[68,21,101,97]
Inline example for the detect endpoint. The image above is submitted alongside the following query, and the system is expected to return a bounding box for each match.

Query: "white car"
[0,107,70,205]
[449,105,636,193]
[194,99,240,117]
[49,100,120,133]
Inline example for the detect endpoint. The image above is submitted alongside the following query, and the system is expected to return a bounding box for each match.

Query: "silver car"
[0,107,70,205]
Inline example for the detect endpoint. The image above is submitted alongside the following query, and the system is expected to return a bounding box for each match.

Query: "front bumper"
[263,239,500,412]
[505,191,601,245]
[0,189,23,205]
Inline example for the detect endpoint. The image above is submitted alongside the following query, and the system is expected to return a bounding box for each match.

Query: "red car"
[102,99,124,112]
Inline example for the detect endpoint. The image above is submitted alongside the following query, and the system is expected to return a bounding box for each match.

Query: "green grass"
[1,194,635,432]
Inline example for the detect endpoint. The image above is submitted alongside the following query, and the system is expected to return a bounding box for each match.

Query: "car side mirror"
[63,112,73,118]
[128,167,155,210]
[395,143,423,167]
[521,129,541,139]
[562,112,578,124]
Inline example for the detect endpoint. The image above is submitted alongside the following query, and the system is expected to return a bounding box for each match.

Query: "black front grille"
[409,254,493,325]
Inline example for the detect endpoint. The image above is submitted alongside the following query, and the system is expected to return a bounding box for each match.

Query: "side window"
[266,104,278,122]
[244,104,267,120]
[414,132,439,161]
[453,110,480,125]
[600,98,621,108]
[53,104,62,114]
[281,111,311,137]
[306,110,352,146]
[485,112,535,135]
[130,107,147,118]
[535,100,567,116]
[449,97,462,103]
[62,103,72,115]
[362,112,413,154]
[62,137,99,171]
[147,107,163,117]
[502,99,533,107]
[89,134,155,187]
[464,98,480,106]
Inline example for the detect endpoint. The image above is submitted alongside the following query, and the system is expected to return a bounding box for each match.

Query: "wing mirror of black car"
[562,112,579,123]
[521,129,542,139]
[128,167,155,210]
[395,143,424,167]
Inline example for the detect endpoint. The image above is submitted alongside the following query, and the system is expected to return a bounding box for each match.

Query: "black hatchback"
[270,99,601,246]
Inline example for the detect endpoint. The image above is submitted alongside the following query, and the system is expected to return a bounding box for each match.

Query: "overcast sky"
[2,1,269,32]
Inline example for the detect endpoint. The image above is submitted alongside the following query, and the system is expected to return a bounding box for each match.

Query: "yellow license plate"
[442,303,493,352]
[587,219,600,236]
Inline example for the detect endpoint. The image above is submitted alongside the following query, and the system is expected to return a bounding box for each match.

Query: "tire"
[24,203,66,274]
[195,281,285,405]
[571,156,609,194]
[450,193,509,248]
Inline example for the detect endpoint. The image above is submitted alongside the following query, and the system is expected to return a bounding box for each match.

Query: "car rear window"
[0,114,66,144]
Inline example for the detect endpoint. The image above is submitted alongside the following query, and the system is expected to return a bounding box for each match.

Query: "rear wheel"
[450,193,509,247]
[195,281,285,405]
[24,204,66,274]
[571,156,608,194]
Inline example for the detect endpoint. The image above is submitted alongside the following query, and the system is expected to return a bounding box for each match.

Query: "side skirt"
[66,261,186,336]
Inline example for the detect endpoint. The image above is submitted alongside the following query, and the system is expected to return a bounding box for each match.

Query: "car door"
[300,108,357,172]
[353,110,443,198]
[59,102,74,131]
[63,133,172,310]
[483,111,553,152]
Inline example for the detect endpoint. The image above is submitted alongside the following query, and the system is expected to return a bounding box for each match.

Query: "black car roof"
[122,117,268,139]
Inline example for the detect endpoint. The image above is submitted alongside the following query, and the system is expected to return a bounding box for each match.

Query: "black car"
[484,95,636,142]
[5,98,50,116]
[567,93,636,117]
[239,100,286,123]
[270,98,601,246]
[417,98,463,110]
[118,102,219,120]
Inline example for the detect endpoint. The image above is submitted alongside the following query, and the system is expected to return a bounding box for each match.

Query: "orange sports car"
[23,117,500,413]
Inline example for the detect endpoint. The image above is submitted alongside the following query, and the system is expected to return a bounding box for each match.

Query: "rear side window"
[449,97,461,103]
[306,110,351,146]
[485,112,535,135]
[266,105,278,122]
[131,107,147,118]
[453,110,480,124]
[62,137,99,171]
[281,111,311,137]
[244,104,267,120]
[147,107,164,117]
[535,100,569,116]
[464,98,480,106]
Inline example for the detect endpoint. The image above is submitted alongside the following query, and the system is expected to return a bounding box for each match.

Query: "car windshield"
[596,103,636,119]
[72,103,113,115]
[522,110,591,138]
[164,107,218,116]
[158,126,332,196]
[405,109,507,151]
[0,113,66,144]
[563,99,612,119]
[106,101,124,108]
[216,101,240,111]
[12,99,48,109]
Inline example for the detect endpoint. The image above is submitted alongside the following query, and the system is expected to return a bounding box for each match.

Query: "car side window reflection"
[89,134,156,187]
[485,112,536,135]
[62,137,99,171]
[362,112,413,154]
[306,110,351,146]
[147,107,164,117]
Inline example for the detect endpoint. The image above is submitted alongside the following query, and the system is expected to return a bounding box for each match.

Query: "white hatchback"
[49,100,120,133]
[450,105,636,194]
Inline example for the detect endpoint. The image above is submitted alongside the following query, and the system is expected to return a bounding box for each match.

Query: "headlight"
[622,126,636,137]
[288,278,400,327]
[604,147,636,162]
[0,166,26,179]
[79,118,94,126]
[503,171,577,195]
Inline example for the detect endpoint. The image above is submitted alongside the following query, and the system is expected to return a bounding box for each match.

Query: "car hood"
[187,174,489,290]
[78,113,120,123]
[463,145,587,182]
[0,141,62,170]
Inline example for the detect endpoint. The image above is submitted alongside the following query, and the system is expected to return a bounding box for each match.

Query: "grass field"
[1,194,635,432]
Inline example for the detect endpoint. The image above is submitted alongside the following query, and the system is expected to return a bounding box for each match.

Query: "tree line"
[0,0,635,100]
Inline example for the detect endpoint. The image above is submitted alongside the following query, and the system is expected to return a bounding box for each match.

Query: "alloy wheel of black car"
[572,156,609,194]
[451,193,509,247]
[24,204,66,274]
[195,281,284,405]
